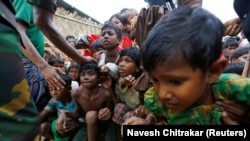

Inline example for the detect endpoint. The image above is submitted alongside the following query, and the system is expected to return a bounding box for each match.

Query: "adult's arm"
[32,5,95,65]
[17,21,65,88]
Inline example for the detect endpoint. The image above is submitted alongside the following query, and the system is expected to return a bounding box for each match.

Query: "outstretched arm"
[32,4,96,65]
[17,21,65,89]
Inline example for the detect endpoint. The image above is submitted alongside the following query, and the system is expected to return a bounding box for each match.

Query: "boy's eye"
[169,79,182,85]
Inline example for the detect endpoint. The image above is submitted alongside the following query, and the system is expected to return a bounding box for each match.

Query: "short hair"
[230,47,250,60]
[80,62,100,77]
[66,61,80,73]
[91,39,105,50]
[120,47,141,67]
[223,36,239,48]
[48,56,64,66]
[101,21,122,40]
[44,74,72,88]
[223,62,245,75]
[66,35,75,40]
[142,6,224,73]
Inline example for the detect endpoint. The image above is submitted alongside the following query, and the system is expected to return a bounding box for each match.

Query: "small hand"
[98,107,111,120]
[124,75,136,87]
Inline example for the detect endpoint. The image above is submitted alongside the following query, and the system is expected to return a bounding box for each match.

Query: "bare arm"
[17,21,65,88]
[39,109,51,122]
[32,5,96,65]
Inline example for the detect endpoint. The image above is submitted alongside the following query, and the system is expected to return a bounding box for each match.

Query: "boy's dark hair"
[223,36,239,48]
[48,56,64,66]
[44,74,72,89]
[66,35,75,40]
[230,47,250,60]
[223,62,245,75]
[120,47,141,67]
[80,62,100,77]
[66,61,80,73]
[91,39,105,50]
[142,6,224,73]
[60,74,72,86]
[101,21,122,40]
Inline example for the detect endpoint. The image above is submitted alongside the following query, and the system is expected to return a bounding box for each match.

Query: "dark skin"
[59,69,113,141]
[32,5,96,65]
[72,86,113,117]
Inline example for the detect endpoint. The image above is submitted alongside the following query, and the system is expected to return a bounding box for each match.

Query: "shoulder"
[99,86,112,97]
[71,87,84,98]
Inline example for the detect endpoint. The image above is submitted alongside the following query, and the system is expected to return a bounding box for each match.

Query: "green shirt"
[13,0,44,58]
[144,73,250,125]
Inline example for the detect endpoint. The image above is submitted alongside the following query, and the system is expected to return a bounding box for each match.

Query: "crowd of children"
[2,0,250,141]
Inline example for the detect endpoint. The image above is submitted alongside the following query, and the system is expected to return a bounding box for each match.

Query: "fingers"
[224,24,241,36]
[222,112,238,125]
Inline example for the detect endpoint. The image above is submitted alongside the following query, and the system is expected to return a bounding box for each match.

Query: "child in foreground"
[124,6,250,125]
[60,62,114,141]
[40,74,80,140]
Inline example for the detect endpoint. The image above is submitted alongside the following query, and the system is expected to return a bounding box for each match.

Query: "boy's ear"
[207,58,228,84]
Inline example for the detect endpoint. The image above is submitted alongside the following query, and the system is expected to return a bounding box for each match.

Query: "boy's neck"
[195,85,215,106]
[61,95,72,105]
[84,85,99,97]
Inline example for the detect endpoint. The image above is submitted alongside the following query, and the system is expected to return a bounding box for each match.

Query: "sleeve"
[144,87,165,117]
[44,98,57,112]
[26,0,57,14]
[213,73,250,118]
[13,0,32,27]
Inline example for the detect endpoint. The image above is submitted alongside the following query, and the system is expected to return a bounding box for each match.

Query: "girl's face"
[111,17,126,33]
[150,58,211,113]
[68,67,79,81]
[118,55,137,77]
[101,28,120,50]
[80,69,99,88]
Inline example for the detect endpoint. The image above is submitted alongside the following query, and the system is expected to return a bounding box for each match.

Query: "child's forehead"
[81,68,98,73]
[102,27,116,32]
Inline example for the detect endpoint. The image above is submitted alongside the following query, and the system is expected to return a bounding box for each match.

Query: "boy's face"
[48,85,70,101]
[80,69,99,88]
[150,59,210,113]
[53,62,64,69]
[101,28,120,50]
[118,55,137,77]
[67,38,75,47]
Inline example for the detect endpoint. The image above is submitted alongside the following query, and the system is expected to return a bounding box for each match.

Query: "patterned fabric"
[144,73,250,125]
[112,103,137,125]
[45,98,75,115]
[0,1,40,140]
[23,58,48,111]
